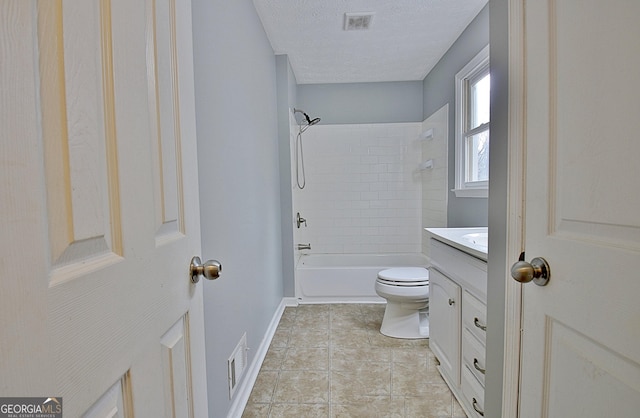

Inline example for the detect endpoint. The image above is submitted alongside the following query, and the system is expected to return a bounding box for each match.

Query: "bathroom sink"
[462,232,488,248]
[424,227,488,260]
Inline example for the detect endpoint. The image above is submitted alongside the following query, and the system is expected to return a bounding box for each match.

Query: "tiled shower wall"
[421,104,449,256]
[292,123,423,254]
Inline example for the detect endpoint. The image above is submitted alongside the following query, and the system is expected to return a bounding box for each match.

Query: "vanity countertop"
[425,227,488,261]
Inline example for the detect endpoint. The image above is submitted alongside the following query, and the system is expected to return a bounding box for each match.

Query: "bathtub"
[295,253,430,303]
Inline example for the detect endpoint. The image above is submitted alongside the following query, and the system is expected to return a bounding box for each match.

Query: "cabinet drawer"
[462,329,486,386]
[462,365,485,418]
[462,290,487,344]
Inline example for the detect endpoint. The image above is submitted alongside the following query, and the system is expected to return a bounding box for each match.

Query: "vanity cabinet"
[429,269,461,386]
[429,238,487,418]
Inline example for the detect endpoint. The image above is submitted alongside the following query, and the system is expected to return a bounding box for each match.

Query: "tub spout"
[297,243,311,250]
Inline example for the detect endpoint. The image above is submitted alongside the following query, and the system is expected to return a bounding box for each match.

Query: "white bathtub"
[295,253,430,303]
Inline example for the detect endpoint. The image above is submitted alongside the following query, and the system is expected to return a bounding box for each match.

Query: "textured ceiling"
[253,0,488,84]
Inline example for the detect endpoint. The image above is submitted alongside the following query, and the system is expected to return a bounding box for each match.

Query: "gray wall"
[275,55,297,297]
[422,4,489,227]
[191,1,284,416]
[297,81,424,124]
[485,0,509,415]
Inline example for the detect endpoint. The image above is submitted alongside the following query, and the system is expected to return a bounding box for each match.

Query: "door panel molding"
[548,0,640,249]
[39,0,123,283]
[147,0,186,246]
[160,314,195,418]
[542,318,640,417]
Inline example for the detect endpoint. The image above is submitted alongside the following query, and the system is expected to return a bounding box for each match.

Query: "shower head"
[294,108,321,127]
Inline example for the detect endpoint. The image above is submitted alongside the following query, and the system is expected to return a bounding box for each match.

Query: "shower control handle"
[296,212,307,228]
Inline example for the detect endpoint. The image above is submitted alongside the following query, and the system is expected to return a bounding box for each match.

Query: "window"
[454,45,490,198]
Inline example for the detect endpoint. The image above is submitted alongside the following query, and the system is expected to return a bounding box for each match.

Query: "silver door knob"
[190,256,222,283]
[511,257,550,286]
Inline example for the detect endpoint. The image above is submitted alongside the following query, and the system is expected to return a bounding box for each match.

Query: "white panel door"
[0,1,209,417]
[518,0,640,416]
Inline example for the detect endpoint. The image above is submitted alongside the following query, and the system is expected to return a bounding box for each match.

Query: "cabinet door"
[429,268,462,386]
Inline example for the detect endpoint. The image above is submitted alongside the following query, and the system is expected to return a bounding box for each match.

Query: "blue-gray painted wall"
[191,1,284,416]
[423,4,490,227]
[276,55,297,297]
[297,81,424,124]
[485,0,509,415]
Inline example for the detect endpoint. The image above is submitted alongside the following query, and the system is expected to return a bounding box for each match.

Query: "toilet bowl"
[375,267,429,339]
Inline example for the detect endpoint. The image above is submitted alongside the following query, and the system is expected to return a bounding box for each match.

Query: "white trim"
[226,297,298,418]
[502,0,525,416]
[454,44,491,198]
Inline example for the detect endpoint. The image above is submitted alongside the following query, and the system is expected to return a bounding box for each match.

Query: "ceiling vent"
[344,12,375,31]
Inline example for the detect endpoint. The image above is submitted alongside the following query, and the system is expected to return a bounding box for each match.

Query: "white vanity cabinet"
[429,268,461,386]
[428,236,488,418]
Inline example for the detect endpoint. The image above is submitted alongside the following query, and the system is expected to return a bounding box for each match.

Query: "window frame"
[453,45,490,198]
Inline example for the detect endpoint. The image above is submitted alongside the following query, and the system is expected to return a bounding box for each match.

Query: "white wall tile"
[420,104,449,256]
[293,122,425,254]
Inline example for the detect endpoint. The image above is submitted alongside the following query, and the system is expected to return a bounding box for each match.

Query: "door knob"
[190,256,222,283]
[511,257,550,286]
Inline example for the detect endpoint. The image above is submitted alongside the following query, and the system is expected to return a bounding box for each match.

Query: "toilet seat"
[377,267,429,286]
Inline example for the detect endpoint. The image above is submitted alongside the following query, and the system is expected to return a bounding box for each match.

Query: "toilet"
[375,267,429,339]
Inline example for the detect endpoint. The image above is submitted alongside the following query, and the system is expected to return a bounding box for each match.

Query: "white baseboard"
[226,297,298,418]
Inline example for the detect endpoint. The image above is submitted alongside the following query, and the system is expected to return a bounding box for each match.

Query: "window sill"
[452,188,488,198]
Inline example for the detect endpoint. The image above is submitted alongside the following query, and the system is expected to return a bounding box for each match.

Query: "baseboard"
[226,297,298,418]
[297,298,385,305]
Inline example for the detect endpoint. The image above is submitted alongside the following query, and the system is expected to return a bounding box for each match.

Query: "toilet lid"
[377,267,429,283]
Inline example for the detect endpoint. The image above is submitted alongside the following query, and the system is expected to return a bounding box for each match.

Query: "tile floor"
[242,304,466,418]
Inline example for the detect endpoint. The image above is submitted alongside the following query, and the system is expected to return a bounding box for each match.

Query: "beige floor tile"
[282,347,329,370]
[392,362,447,396]
[288,328,329,348]
[331,396,405,418]
[261,347,287,370]
[331,345,391,364]
[392,347,429,366]
[452,396,467,418]
[331,363,391,402]
[242,304,462,418]
[273,370,329,404]
[278,308,298,328]
[296,305,330,320]
[271,327,291,348]
[241,402,271,418]
[369,331,428,349]
[404,394,458,418]
[247,370,279,403]
[269,403,330,417]
[330,328,371,347]
[294,313,329,330]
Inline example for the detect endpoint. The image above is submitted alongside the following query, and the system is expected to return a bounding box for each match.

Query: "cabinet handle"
[472,398,484,416]
[473,358,486,375]
[448,298,455,306]
[474,317,487,331]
